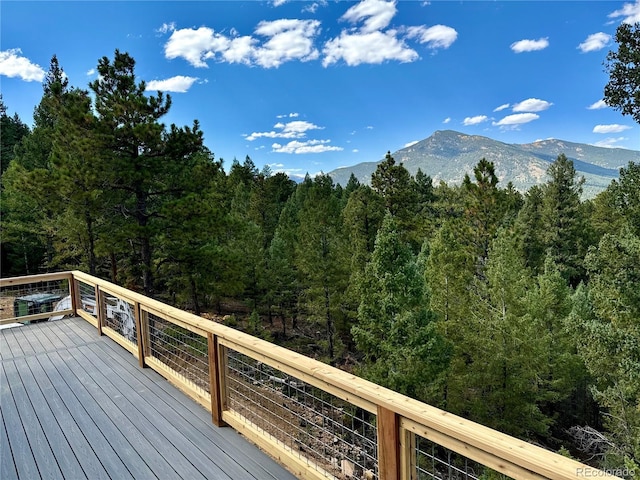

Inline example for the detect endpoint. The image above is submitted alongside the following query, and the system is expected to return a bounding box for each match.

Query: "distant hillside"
[329,130,640,198]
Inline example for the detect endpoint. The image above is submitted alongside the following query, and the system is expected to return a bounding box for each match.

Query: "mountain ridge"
[328,130,639,198]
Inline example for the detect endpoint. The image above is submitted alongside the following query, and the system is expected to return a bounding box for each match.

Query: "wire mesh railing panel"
[415,434,514,480]
[147,312,210,394]
[76,280,97,318]
[0,279,70,322]
[99,291,137,346]
[226,349,379,479]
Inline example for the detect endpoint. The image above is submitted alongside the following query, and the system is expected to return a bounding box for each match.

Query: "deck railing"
[0,272,624,480]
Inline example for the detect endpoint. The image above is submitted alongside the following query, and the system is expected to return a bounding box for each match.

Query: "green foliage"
[575,230,640,467]
[3,50,638,471]
[296,174,348,359]
[0,96,29,175]
[89,50,205,293]
[541,154,589,285]
[604,22,640,124]
[353,214,450,401]
[515,185,546,273]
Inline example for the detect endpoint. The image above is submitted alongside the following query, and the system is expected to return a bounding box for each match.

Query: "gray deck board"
[0,318,298,480]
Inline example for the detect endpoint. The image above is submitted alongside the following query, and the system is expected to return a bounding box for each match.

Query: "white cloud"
[510,37,549,53]
[512,98,553,112]
[253,19,321,67]
[0,48,45,82]
[609,0,640,24]
[146,75,198,93]
[323,30,417,66]
[406,25,458,49]
[592,137,627,148]
[272,139,343,154]
[277,112,299,118]
[493,113,540,128]
[273,0,289,6]
[493,103,510,112]
[341,0,397,33]
[246,120,323,141]
[463,115,488,126]
[86,68,95,76]
[165,19,320,68]
[221,36,257,65]
[322,0,456,66]
[587,99,608,110]
[443,117,451,124]
[352,148,359,153]
[165,27,228,67]
[578,32,611,53]
[593,124,632,134]
[404,140,419,148]
[366,125,374,129]
[157,22,176,34]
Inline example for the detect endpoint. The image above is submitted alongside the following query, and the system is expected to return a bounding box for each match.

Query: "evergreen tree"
[609,161,640,236]
[541,154,588,285]
[296,174,348,359]
[576,230,640,469]
[353,213,449,400]
[155,153,226,313]
[461,158,503,278]
[515,185,546,274]
[3,55,71,272]
[371,152,417,223]
[265,228,297,335]
[0,96,30,175]
[604,22,640,123]
[48,88,106,274]
[89,50,204,293]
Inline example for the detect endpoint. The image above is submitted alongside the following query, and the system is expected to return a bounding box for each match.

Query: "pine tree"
[541,154,588,285]
[604,22,640,124]
[0,96,30,175]
[3,55,71,272]
[575,230,640,469]
[296,174,348,359]
[515,185,546,274]
[353,213,449,400]
[371,151,417,222]
[89,50,204,293]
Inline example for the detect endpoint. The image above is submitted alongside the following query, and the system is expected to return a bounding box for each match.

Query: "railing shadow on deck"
[0,271,623,480]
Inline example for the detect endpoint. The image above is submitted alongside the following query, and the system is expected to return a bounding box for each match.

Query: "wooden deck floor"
[0,318,298,480]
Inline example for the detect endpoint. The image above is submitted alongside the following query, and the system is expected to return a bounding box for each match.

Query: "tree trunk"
[190,276,201,315]
[325,285,334,359]
[85,209,97,275]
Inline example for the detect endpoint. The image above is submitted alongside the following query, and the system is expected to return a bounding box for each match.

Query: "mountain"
[328,130,640,198]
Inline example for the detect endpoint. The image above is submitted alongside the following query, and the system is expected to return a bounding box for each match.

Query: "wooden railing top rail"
[1,271,621,479]
[0,271,73,287]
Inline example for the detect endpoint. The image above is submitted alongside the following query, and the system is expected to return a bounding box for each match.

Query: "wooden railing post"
[378,406,401,480]
[400,427,417,480]
[208,333,228,427]
[134,302,146,368]
[95,285,104,336]
[69,274,79,316]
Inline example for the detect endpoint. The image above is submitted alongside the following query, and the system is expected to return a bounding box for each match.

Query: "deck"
[0,317,297,480]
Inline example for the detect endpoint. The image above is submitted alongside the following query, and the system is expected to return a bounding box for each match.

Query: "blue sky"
[2,0,639,179]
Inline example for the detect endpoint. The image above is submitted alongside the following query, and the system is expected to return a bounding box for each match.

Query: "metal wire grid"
[99,291,138,345]
[0,279,70,321]
[147,312,210,394]
[76,280,98,317]
[226,349,379,480]
[415,435,509,480]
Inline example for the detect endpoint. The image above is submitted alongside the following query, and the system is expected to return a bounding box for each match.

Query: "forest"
[1,24,639,476]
